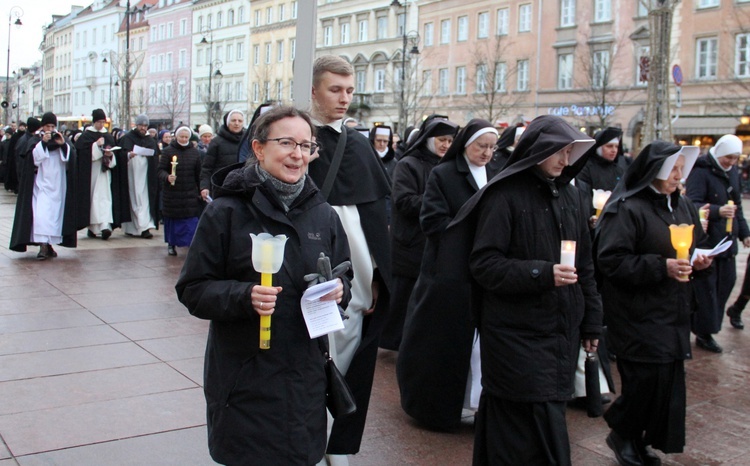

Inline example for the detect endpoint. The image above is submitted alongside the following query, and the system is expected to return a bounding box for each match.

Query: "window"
[83,31,87,47]
[397,13,406,36]
[226,82,232,101]
[341,23,350,44]
[239,6,246,23]
[195,84,202,103]
[277,40,284,62]
[637,1,650,16]
[476,64,487,93]
[324,25,333,46]
[265,42,272,64]
[93,28,97,45]
[560,0,575,27]
[519,4,532,32]
[166,52,173,71]
[358,20,368,42]
[226,44,233,62]
[289,79,294,100]
[637,45,650,86]
[253,44,260,65]
[736,33,750,78]
[592,50,610,87]
[696,37,717,79]
[178,81,186,103]
[167,22,174,39]
[478,12,489,39]
[255,10,262,26]
[456,66,466,94]
[237,42,244,60]
[457,16,468,42]
[277,81,283,101]
[279,4,286,21]
[356,70,366,93]
[150,56,157,73]
[180,19,187,35]
[198,16,203,31]
[440,19,451,44]
[253,82,259,102]
[159,54,165,72]
[594,0,611,22]
[266,7,273,23]
[517,59,529,90]
[292,2,298,19]
[424,22,434,46]
[698,0,719,7]
[558,54,573,89]
[497,8,509,35]
[216,46,223,62]
[228,10,235,26]
[149,84,156,102]
[377,17,388,39]
[290,39,295,60]
[179,49,187,68]
[207,14,212,29]
[236,82,242,101]
[375,69,386,92]
[422,70,432,96]
[197,49,203,66]
[438,68,449,94]
[102,26,106,43]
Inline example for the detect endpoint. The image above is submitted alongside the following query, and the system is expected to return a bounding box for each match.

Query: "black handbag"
[319,338,357,419]
[585,351,604,418]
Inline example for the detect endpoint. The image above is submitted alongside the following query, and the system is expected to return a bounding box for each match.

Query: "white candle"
[560,240,576,267]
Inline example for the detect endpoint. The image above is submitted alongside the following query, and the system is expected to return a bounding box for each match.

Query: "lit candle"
[170,155,178,186]
[726,200,734,233]
[592,189,611,218]
[560,240,576,267]
[669,223,694,282]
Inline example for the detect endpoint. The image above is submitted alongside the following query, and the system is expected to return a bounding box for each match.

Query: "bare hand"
[97,137,105,147]
[42,132,51,143]
[553,264,577,287]
[319,278,344,304]
[201,189,210,201]
[364,280,380,315]
[167,174,176,184]
[719,203,737,219]
[743,237,750,248]
[692,254,713,272]
[666,258,692,282]
[251,285,282,316]
[128,151,136,160]
[582,338,599,353]
[588,215,598,230]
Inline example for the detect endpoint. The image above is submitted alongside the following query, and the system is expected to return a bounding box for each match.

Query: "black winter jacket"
[176,163,351,466]
[158,140,203,219]
[200,125,244,191]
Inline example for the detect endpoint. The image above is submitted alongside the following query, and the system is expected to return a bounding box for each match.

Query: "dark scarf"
[254,164,305,211]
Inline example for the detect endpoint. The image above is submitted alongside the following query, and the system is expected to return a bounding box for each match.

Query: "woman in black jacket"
[597,141,712,465]
[176,106,351,466]
[380,118,458,351]
[158,126,202,256]
[200,109,245,200]
[397,119,500,431]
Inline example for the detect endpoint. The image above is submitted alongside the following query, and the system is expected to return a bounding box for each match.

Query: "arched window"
[217,12,223,28]
[228,9,235,25]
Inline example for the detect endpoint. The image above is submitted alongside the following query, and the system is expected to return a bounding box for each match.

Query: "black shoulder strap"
[320,125,347,200]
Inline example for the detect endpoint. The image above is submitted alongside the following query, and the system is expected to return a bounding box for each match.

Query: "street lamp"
[102,50,113,118]
[4,6,22,125]
[390,0,419,135]
[199,27,223,128]
[123,1,151,128]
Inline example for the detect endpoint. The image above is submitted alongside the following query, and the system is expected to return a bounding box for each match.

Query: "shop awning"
[672,116,740,136]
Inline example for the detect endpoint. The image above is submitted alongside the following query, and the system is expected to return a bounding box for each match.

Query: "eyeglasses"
[267,137,319,155]
[472,143,496,153]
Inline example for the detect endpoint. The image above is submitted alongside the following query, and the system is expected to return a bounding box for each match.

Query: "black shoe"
[141,230,153,239]
[101,229,111,240]
[602,395,612,404]
[37,245,48,260]
[695,334,723,353]
[634,439,661,466]
[46,244,57,258]
[606,430,645,466]
[167,245,177,256]
[87,229,96,238]
[727,306,744,330]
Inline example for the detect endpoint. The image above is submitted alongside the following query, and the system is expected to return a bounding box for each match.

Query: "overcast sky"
[0,0,84,77]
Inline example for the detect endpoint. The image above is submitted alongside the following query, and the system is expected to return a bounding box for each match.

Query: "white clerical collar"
[86,126,107,133]
[312,117,343,133]
[463,154,488,188]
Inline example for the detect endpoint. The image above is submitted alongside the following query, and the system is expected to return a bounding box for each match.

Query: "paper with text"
[133,145,155,156]
[301,279,344,339]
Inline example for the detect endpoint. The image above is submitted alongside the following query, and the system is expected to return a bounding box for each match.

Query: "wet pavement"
[1,187,749,465]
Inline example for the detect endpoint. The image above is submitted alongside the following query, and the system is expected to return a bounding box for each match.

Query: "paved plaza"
[1,188,750,465]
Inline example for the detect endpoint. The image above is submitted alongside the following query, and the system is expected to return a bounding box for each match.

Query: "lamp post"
[4,6,22,125]
[122,1,150,128]
[200,27,223,128]
[390,0,419,135]
[102,50,112,117]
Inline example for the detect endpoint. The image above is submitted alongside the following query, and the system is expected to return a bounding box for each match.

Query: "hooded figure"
[596,141,712,464]
[369,125,397,179]
[380,119,458,351]
[576,126,630,198]
[201,109,246,198]
[686,134,749,347]
[238,102,276,164]
[441,115,601,465]
[397,119,501,431]
[492,124,525,171]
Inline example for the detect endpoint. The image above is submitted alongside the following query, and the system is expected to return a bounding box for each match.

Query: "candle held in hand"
[560,241,576,267]
[170,156,178,186]
[726,200,734,233]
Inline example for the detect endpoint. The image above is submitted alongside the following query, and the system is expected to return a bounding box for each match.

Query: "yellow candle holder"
[726,200,734,233]
[250,233,288,349]
[669,224,694,281]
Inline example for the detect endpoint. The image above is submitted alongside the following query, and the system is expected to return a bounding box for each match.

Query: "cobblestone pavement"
[1,188,749,465]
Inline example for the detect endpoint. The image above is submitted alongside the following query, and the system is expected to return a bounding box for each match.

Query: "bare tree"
[389,48,437,131]
[154,72,190,128]
[468,35,525,124]
[574,33,635,131]
[109,50,145,127]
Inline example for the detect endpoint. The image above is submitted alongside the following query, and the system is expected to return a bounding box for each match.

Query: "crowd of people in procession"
[2,54,749,466]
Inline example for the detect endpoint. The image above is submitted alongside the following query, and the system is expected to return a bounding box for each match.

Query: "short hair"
[251,106,316,143]
[313,55,354,87]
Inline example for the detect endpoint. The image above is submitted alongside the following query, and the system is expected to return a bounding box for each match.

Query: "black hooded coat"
[575,126,630,196]
[201,114,245,192]
[396,119,501,430]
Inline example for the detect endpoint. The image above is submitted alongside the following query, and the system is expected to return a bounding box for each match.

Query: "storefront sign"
[547,105,616,118]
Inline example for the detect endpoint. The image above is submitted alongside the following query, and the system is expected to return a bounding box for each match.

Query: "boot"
[727,296,748,330]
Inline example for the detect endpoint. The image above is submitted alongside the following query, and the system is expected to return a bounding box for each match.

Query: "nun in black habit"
[445,115,601,465]
[396,119,500,431]
[380,118,458,351]
[596,141,711,464]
